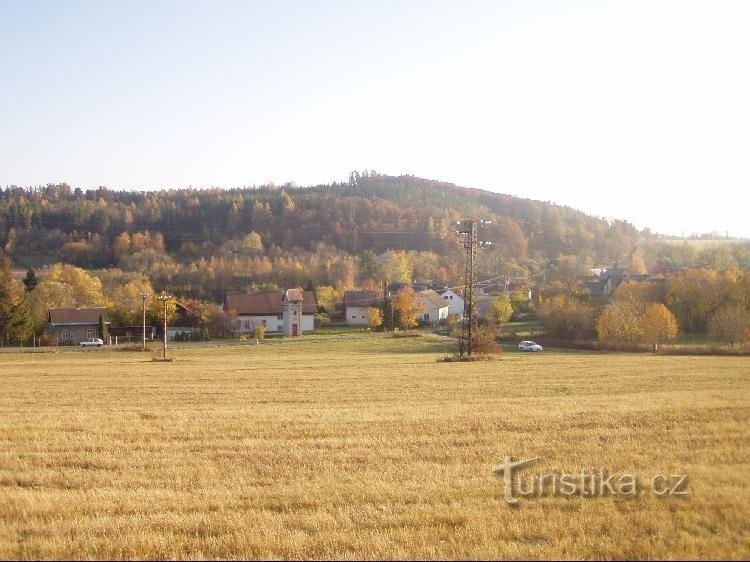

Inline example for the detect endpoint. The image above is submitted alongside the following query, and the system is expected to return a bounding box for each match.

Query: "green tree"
[98,314,109,342]
[22,267,39,292]
[0,257,33,345]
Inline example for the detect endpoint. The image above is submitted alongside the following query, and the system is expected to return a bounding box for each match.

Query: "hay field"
[0,335,748,559]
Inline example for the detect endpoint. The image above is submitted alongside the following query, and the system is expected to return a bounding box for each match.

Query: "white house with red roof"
[223,289,316,336]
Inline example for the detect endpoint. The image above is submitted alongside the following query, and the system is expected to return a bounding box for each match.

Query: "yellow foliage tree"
[392,286,423,330]
[640,303,679,349]
[486,296,513,327]
[46,263,107,306]
[366,307,384,329]
[596,302,643,344]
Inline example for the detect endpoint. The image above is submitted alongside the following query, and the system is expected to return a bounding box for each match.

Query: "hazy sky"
[1,0,748,237]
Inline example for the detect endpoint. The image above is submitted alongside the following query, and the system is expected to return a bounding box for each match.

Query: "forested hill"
[0,172,640,271]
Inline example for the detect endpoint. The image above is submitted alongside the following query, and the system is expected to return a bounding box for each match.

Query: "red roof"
[224,291,316,315]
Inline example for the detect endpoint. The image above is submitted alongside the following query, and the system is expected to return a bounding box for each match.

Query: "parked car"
[79,338,104,348]
[518,340,543,352]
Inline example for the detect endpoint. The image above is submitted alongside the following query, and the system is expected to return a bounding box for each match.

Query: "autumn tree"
[486,296,513,328]
[598,302,678,348]
[25,281,77,332]
[45,263,107,306]
[539,294,596,340]
[392,286,423,330]
[708,304,750,346]
[380,250,413,284]
[596,302,643,344]
[108,279,156,326]
[639,303,679,349]
[665,268,726,332]
[366,307,384,329]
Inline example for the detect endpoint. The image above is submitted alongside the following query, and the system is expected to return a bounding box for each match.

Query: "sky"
[1,0,749,237]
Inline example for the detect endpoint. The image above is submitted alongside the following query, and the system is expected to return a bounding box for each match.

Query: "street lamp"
[157,292,173,360]
[140,292,149,351]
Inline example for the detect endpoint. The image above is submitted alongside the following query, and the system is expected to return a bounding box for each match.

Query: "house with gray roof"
[47,307,110,345]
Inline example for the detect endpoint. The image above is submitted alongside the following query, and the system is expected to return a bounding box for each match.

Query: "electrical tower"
[457,219,491,356]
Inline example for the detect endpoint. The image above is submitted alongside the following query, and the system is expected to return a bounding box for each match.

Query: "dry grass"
[0,334,748,559]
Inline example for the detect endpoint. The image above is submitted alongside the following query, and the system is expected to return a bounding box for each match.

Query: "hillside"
[1,173,639,261]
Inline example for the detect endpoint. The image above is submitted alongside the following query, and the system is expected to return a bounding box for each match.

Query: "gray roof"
[48,307,109,325]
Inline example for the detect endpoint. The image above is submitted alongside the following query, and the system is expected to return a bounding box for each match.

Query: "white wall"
[346,306,371,325]
[440,290,464,315]
[236,315,283,333]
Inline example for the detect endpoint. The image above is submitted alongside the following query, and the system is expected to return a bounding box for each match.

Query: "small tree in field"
[708,304,750,346]
[252,324,266,340]
[366,307,384,330]
[640,303,678,350]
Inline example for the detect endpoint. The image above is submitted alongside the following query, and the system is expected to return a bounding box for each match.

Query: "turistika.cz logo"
[493,456,689,505]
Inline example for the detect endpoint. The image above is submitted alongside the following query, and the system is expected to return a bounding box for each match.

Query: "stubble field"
[0,334,748,559]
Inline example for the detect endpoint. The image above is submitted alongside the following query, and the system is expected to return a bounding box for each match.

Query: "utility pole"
[456,219,492,357]
[140,292,149,351]
[158,292,172,360]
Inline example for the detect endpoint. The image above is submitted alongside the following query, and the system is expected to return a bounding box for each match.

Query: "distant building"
[583,266,665,301]
[47,307,110,344]
[437,288,464,316]
[224,290,316,335]
[416,290,450,323]
[343,291,384,326]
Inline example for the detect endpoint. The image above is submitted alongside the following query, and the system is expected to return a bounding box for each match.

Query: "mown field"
[0,334,748,560]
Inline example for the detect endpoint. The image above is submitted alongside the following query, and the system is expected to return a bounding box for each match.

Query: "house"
[343,290,384,326]
[437,288,464,316]
[224,289,316,335]
[583,266,663,301]
[416,290,450,323]
[47,307,110,344]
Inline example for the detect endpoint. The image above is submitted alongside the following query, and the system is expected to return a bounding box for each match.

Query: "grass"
[0,333,748,559]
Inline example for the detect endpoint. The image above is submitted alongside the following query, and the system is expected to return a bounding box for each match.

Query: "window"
[87,329,94,339]
[62,330,74,341]
[423,313,430,321]
[261,319,267,327]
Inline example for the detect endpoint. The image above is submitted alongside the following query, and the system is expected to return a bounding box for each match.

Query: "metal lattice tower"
[458,219,479,357]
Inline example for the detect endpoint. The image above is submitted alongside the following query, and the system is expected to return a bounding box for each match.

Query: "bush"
[252,324,266,340]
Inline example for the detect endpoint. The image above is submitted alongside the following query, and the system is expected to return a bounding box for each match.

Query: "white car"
[79,338,104,348]
[518,340,543,352]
